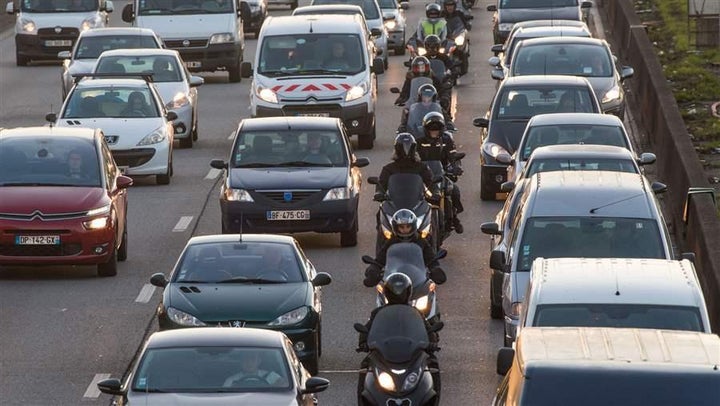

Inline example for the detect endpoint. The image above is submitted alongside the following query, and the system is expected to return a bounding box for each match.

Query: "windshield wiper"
[217,277,286,284]
[260,70,301,77]
[233,163,279,168]
[298,69,348,75]
[139,8,173,13]
[276,161,333,167]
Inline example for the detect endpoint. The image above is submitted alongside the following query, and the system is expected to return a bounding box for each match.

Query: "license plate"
[15,235,60,245]
[297,113,330,117]
[266,210,310,221]
[45,40,72,47]
[184,61,201,68]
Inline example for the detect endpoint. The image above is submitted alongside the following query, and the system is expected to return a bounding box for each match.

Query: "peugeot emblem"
[182,39,190,47]
[54,26,62,34]
[283,192,293,202]
[231,320,245,328]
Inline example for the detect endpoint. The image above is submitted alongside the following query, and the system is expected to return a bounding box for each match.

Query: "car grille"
[0,243,82,257]
[213,320,251,328]
[280,104,343,116]
[37,27,79,39]
[111,148,156,168]
[164,39,209,48]
[0,211,86,221]
[255,190,322,204]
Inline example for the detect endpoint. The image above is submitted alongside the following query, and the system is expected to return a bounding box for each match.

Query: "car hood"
[498,7,581,24]
[136,14,235,39]
[229,167,347,190]
[154,82,188,105]
[127,392,298,405]
[67,59,98,75]
[585,77,615,99]
[167,283,309,322]
[22,11,99,28]
[0,187,106,214]
[488,119,531,153]
[257,74,366,100]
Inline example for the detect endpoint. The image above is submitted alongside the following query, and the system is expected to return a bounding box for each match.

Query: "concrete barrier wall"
[602,0,720,332]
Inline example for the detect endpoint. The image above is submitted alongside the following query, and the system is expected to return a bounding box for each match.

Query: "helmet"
[422,111,445,135]
[411,56,431,77]
[425,3,441,19]
[417,83,438,102]
[393,133,417,161]
[424,34,442,55]
[383,273,413,305]
[391,208,418,241]
[443,0,456,8]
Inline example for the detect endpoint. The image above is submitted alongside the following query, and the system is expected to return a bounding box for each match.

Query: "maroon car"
[0,127,132,276]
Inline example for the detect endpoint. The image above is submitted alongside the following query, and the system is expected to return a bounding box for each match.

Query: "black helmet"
[425,3,441,19]
[443,0,456,8]
[424,34,442,54]
[411,56,431,77]
[383,272,413,305]
[393,133,417,161]
[391,208,418,241]
[417,83,438,102]
[422,111,445,136]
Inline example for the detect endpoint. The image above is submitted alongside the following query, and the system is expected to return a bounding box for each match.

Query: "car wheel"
[503,327,512,347]
[317,321,323,358]
[16,51,29,67]
[490,270,503,319]
[305,333,320,375]
[157,158,172,185]
[228,58,242,83]
[192,120,199,141]
[117,224,128,262]
[340,215,358,247]
[179,134,193,148]
[358,126,375,150]
[383,56,389,70]
[97,247,118,277]
[480,170,495,201]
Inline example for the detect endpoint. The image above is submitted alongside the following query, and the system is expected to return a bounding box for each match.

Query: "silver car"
[378,0,408,55]
[97,328,330,405]
[93,48,204,148]
[59,27,163,99]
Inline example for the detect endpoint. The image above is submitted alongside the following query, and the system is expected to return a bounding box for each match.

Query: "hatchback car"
[59,27,163,99]
[211,117,370,247]
[50,76,177,184]
[149,234,331,374]
[378,0,408,55]
[0,126,132,276]
[486,0,592,43]
[93,48,204,148]
[97,328,330,405]
[240,0,268,37]
[472,75,602,200]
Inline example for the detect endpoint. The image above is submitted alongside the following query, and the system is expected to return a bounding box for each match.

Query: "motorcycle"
[423,151,465,245]
[446,25,470,80]
[362,242,447,322]
[355,306,444,406]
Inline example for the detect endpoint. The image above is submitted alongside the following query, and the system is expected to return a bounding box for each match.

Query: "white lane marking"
[205,168,221,180]
[172,216,193,232]
[319,370,362,374]
[83,373,111,398]
[135,284,156,303]
[228,131,235,140]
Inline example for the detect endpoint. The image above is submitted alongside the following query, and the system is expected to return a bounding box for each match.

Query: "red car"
[0,127,132,276]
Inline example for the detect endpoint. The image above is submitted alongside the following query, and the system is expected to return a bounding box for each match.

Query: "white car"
[93,48,204,148]
[50,77,175,185]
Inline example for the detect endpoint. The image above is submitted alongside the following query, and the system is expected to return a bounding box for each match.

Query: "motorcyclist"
[376,132,436,198]
[441,0,472,32]
[398,84,444,138]
[416,112,464,234]
[415,3,447,43]
[394,56,453,125]
[424,34,452,70]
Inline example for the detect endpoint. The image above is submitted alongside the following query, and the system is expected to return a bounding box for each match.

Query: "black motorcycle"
[423,152,465,246]
[355,305,444,406]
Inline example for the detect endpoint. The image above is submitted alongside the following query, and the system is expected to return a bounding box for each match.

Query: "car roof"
[262,15,367,35]
[526,113,624,126]
[74,78,151,88]
[239,117,342,131]
[293,4,365,15]
[501,75,593,87]
[186,234,297,245]
[528,144,636,161]
[517,36,607,47]
[529,258,704,307]
[96,49,179,58]
[78,27,158,37]
[513,26,591,38]
[146,327,287,349]
[512,19,588,31]
[526,171,655,218]
[0,126,97,139]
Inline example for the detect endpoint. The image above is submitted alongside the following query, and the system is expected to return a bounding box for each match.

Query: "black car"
[211,117,369,246]
[150,234,332,375]
[472,75,601,200]
[240,0,268,37]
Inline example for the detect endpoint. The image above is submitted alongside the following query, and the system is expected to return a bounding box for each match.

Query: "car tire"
[229,58,242,83]
[480,170,495,201]
[97,247,118,277]
[503,327,512,347]
[340,216,359,247]
[157,158,172,185]
[117,224,128,262]
[192,120,199,141]
[16,51,29,67]
[490,270,503,319]
[358,126,375,150]
[179,134,193,149]
[305,333,320,375]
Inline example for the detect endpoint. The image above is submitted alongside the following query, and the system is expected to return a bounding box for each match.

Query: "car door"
[100,134,127,240]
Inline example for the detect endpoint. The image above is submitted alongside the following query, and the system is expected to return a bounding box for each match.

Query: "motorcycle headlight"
[167,307,206,327]
[166,92,189,110]
[256,87,278,104]
[137,127,167,146]
[417,47,427,56]
[455,33,465,46]
[81,16,102,32]
[401,367,423,392]
[268,306,309,326]
[323,186,350,201]
[83,216,109,230]
[384,19,397,30]
[376,371,396,392]
[482,141,511,161]
[209,32,235,44]
[498,23,514,32]
[224,188,254,202]
[345,81,368,102]
[439,47,446,54]
[20,18,36,34]
[602,85,621,103]
[412,295,430,312]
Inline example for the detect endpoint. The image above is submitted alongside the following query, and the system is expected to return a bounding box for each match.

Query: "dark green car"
[150,234,332,374]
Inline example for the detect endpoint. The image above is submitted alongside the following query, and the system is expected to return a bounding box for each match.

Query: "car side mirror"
[581,0,592,8]
[353,157,370,168]
[45,113,57,123]
[371,28,383,38]
[97,378,125,396]
[354,322,369,333]
[241,61,253,78]
[121,3,134,22]
[490,44,503,56]
[681,252,696,263]
[210,159,228,170]
[489,250,507,271]
[58,50,71,59]
[487,4,497,11]
[389,87,400,94]
[150,272,168,288]
[473,117,489,128]
[491,69,505,81]
[302,376,330,393]
[116,175,133,189]
[104,0,114,12]
[373,57,384,74]
[651,181,667,195]
[488,56,501,67]
[400,1,409,10]
[500,181,515,193]
[312,272,332,287]
[481,222,501,236]
[497,347,515,375]
[638,152,656,166]
[367,176,379,185]
[189,76,204,87]
[166,111,178,121]
[620,66,634,80]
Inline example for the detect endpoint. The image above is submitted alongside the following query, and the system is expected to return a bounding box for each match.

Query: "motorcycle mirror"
[428,321,444,333]
[403,60,411,68]
[452,152,466,161]
[432,174,443,183]
[367,176,379,185]
[354,323,369,334]
[389,87,400,94]
[435,248,448,260]
[362,255,380,266]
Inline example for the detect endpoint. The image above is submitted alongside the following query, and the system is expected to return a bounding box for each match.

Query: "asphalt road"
[0,1,510,404]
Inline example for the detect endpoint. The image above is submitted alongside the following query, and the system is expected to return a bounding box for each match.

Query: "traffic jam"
[0,0,718,405]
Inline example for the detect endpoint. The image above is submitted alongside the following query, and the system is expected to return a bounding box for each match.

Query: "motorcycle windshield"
[387,174,426,208]
[367,304,430,364]
[429,59,446,80]
[385,243,427,287]
[425,159,445,176]
[447,17,466,34]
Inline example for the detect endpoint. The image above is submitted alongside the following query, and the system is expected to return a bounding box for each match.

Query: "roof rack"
[71,73,154,84]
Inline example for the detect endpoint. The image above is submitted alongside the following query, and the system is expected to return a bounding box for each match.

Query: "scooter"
[423,151,465,245]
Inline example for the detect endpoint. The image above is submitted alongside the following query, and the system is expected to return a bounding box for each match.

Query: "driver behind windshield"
[223,351,289,388]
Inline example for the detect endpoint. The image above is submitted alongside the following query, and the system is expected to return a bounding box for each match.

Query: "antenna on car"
[238,212,243,242]
[588,192,644,214]
[48,104,54,128]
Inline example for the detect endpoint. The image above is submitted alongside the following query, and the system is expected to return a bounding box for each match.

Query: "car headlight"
[83,216,109,230]
[482,141,511,161]
[137,127,167,146]
[401,367,423,392]
[86,205,111,217]
[20,18,36,34]
[224,188,254,202]
[268,306,309,326]
[376,371,396,392]
[455,33,465,46]
[412,295,430,312]
[384,19,397,30]
[166,92,190,110]
[167,307,206,326]
[345,81,368,102]
[256,86,278,103]
[498,23,514,32]
[81,16,102,32]
[417,47,427,56]
[323,186,350,200]
[209,32,235,44]
[602,85,621,103]
[506,301,522,319]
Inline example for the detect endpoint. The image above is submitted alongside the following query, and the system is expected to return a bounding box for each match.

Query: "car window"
[64,86,160,118]
[138,0,234,15]
[284,338,304,383]
[525,158,638,177]
[378,0,396,8]
[75,35,161,59]
[99,136,117,189]
[174,242,305,283]
[0,136,101,187]
[517,217,666,271]
[521,124,630,160]
[232,130,348,167]
[513,44,612,77]
[312,0,379,19]
[132,346,291,392]
[258,33,365,75]
[495,87,596,119]
[499,0,578,8]
[21,0,99,13]
[95,55,182,82]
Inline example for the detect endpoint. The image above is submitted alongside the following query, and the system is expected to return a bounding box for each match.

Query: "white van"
[6,0,114,66]
[242,14,385,149]
[121,0,245,82]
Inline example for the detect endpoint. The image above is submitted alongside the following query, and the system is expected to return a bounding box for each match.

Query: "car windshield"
[294,8,363,18]
[312,0,379,19]
[74,36,161,59]
[132,346,292,392]
[516,217,665,271]
[504,32,591,65]
[378,0,396,8]
[520,124,629,160]
[525,158,638,177]
[20,0,98,13]
[231,130,348,167]
[495,87,596,119]
[95,55,182,82]
[513,44,612,77]
[258,34,365,75]
[0,137,101,187]
[174,242,305,283]
[499,0,578,9]
[64,86,160,118]
[138,0,234,15]
[534,304,704,332]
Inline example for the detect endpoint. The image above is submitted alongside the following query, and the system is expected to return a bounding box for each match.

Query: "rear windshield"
[534,304,704,332]
[65,86,160,118]
[521,124,629,160]
[138,0,234,15]
[504,30,591,65]
[377,0,397,8]
[258,34,365,75]
[75,36,161,59]
[513,44,612,77]
[525,157,638,177]
[95,55,182,82]
[500,0,578,9]
[21,0,99,13]
[232,130,348,167]
[312,0,379,19]
[495,87,597,119]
